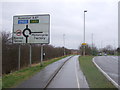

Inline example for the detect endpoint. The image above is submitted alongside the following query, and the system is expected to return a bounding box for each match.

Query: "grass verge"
[2,55,70,88]
[0,77,1,89]
[79,56,117,88]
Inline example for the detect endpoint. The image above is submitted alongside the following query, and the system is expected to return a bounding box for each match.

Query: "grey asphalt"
[94,56,118,85]
[46,55,89,88]
[16,56,72,88]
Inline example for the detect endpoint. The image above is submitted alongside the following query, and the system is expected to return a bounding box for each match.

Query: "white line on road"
[75,58,80,89]
[92,57,120,89]
[111,56,118,60]
[105,56,118,63]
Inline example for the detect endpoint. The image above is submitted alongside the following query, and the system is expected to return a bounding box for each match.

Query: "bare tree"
[79,44,98,56]
[2,31,72,74]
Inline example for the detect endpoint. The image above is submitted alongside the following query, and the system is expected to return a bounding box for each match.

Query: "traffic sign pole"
[40,44,43,67]
[18,44,21,70]
[29,44,32,66]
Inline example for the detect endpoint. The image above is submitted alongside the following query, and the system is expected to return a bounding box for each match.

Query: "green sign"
[30,20,39,23]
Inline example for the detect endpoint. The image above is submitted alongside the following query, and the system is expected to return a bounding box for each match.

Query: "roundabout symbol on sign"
[22,25,43,43]
[22,25,31,43]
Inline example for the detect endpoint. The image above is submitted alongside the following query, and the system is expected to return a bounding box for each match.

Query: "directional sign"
[13,14,50,44]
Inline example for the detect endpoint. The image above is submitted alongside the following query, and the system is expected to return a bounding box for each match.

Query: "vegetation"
[0,77,1,90]
[117,47,120,55]
[2,31,71,74]
[2,55,69,88]
[79,44,118,56]
[79,56,117,88]
[101,45,117,55]
[79,44,98,56]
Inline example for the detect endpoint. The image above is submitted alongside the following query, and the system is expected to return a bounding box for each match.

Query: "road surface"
[46,55,89,88]
[93,56,119,87]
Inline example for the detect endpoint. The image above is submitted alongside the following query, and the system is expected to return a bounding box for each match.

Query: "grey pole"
[63,34,66,56]
[18,44,21,70]
[40,44,43,66]
[113,40,116,55]
[29,44,32,66]
[83,10,87,56]
[92,33,93,55]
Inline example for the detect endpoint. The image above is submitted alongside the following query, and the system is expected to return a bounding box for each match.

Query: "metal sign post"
[18,44,21,70]
[82,43,87,56]
[83,46,85,56]
[29,44,32,66]
[40,44,43,67]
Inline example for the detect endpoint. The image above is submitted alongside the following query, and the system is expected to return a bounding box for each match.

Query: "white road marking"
[92,57,120,89]
[111,56,118,60]
[75,58,80,89]
[104,56,118,64]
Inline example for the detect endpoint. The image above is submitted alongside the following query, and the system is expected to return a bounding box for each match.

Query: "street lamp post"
[83,10,87,56]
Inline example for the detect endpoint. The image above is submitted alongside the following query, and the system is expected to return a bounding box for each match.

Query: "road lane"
[93,56,118,87]
[47,55,89,88]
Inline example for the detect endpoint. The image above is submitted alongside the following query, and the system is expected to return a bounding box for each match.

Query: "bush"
[2,31,72,74]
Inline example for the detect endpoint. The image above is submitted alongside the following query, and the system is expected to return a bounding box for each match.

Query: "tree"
[2,31,72,74]
[79,44,98,56]
[102,45,115,55]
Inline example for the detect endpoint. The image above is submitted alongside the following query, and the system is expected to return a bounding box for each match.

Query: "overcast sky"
[1,0,119,49]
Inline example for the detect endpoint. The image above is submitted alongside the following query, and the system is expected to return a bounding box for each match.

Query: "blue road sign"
[18,20,28,24]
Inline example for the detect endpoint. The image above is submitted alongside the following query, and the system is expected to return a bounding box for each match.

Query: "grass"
[2,55,70,88]
[0,77,1,89]
[79,56,117,88]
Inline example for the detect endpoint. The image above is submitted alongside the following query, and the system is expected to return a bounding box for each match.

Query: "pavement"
[93,56,119,88]
[16,55,89,88]
[16,56,72,88]
[46,55,89,88]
